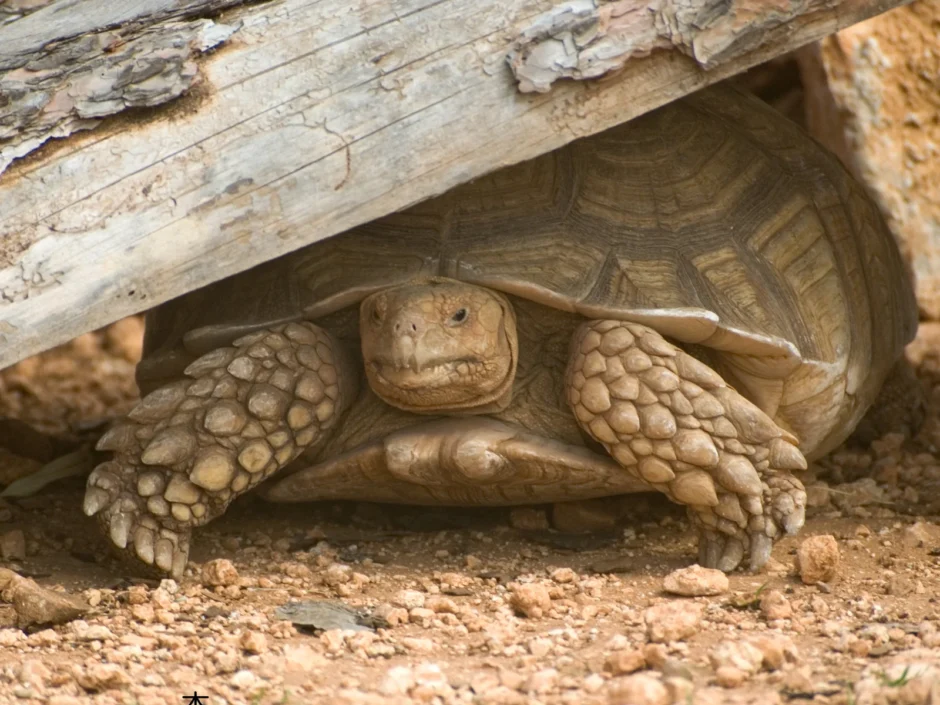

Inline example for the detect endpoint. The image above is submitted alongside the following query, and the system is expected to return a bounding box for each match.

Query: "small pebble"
[759,589,793,620]
[425,595,457,614]
[643,643,668,669]
[528,637,553,658]
[607,673,668,705]
[584,673,606,694]
[74,624,114,641]
[715,665,747,688]
[373,603,409,626]
[75,664,132,690]
[510,583,552,618]
[401,637,434,653]
[131,603,155,623]
[202,558,239,587]
[229,670,257,689]
[551,567,578,584]
[239,630,267,654]
[282,644,324,672]
[644,601,703,643]
[379,666,415,696]
[606,649,646,675]
[526,668,558,694]
[709,640,763,674]
[394,590,426,610]
[322,563,352,586]
[796,535,840,584]
[750,635,798,670]
[662,564,728,596]
[901,521,932,548]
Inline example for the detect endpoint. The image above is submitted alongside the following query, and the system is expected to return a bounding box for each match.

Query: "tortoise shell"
[143,83,916,460]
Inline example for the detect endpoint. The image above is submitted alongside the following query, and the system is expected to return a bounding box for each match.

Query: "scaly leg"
[566,320,806,572]
[83,322,352,577]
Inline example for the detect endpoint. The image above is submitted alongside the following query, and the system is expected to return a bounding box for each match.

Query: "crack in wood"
[320,122,352,191]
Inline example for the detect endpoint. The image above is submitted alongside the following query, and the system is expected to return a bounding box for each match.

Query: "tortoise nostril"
[394,319,421,335]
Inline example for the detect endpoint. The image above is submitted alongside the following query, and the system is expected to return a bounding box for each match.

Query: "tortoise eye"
[449,308,469,325]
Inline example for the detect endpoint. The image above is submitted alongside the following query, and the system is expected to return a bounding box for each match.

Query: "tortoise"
[82,83,916,579]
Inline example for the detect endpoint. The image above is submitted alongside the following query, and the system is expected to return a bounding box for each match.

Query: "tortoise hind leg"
[83,322,353,578]
[566,320,807,572]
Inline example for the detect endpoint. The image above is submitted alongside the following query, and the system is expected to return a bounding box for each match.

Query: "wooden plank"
[0,0,910,370]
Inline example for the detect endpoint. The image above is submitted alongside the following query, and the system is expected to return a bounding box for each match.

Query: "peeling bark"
[0,1,56,27]
[508,0,911,93]
[0,0,248,173]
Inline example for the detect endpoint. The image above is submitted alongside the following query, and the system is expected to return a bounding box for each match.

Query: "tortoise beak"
[387,313,436,373]
[390,334,418,371]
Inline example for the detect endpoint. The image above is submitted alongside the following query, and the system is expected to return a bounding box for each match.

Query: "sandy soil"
[0,67,938,705]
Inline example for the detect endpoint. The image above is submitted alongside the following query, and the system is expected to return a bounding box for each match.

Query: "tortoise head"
[359,278,518,413]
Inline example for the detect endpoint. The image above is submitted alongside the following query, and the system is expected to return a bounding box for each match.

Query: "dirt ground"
[1,70,940,705]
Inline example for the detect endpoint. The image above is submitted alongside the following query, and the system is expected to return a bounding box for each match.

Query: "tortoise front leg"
[566,320,807,572]
[83,322,354,578]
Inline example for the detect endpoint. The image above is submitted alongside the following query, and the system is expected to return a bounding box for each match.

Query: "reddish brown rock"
[663,565,729,597]
[644,602,703,643]
[510,583,552,618]
[796,535,841,585]
[799,3,940,318]
[201,558,239,587]
[759,589,793,621]
[606,649,646,675]
[607,673,669,705]
[0,568,88,628]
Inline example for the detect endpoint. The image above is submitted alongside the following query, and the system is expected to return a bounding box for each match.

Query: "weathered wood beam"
[0,0,911,370]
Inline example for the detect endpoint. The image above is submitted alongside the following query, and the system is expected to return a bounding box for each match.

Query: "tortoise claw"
[717,536,745,572]
[153,531,189,579]
[133,526,155,565]
[109,511,132,549]
[699,531,723,569]
[749,534,773,572]
[83,487,111,516]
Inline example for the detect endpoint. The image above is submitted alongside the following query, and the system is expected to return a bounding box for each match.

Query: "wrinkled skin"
[360,278,518,413]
